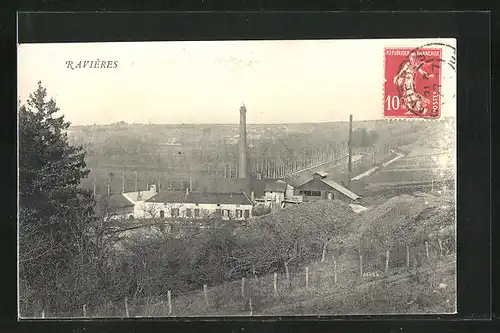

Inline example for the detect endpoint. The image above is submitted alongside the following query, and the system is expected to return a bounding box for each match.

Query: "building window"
[236,209,242,218]
[186,208,192,218]
[159,210,165,219]
[244,210,250,218]
[300,190,321,197]
[217,203,221,207]
[222,209,230,217]
[171,208,179,218]
[194,208,200,218]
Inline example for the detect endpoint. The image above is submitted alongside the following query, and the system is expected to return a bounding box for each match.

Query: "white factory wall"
[264,191,285,207]
[134,201,252,220]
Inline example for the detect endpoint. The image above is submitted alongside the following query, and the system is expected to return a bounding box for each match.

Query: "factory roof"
[313,171,328,178]
[95,194,135,209]
[320,179,361,201]
[122,189,157,203]
[146,191,253,205]
[195,177,280,197]
[285,174,313,188]
[264,180,288,193]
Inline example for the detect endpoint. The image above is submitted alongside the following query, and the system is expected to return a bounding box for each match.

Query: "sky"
[17,38,456,125]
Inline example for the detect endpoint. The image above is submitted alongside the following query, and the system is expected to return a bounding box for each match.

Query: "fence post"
[425,241,430,260]
[334,258,338,284]
[284,262,290,289]
[41,310,45,319]
[385,249,390,273]
[321,242,328,263]
[124,297,129,317]
[167,290,172,315]
[203,284,209,307]
[249,297,253,316]
[359,254,363,277]
[273,272,278,296]
[406,245,410,268]
[82,304,87,318]
[107,301,113,316]
[241,277,245,298]
[438,238,443,257]
[305,267,309,288]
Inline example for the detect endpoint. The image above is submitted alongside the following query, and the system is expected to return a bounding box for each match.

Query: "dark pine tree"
[18,82,97,315]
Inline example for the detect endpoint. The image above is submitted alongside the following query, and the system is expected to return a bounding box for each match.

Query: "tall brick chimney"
[238,103,248,179]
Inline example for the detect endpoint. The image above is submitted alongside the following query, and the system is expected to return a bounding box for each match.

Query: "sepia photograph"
[17,38,457,318]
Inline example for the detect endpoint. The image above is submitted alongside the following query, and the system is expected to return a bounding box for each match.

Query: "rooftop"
[95,194,135,213]
[313,171,328,178]
[122,189,157,203]
[320,179,361,201]
[146,191,253,206]
[264,180,288,193]
[195,177,281,197]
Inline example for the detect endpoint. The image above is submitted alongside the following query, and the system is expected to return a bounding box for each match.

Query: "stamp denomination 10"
[384,47,443,119]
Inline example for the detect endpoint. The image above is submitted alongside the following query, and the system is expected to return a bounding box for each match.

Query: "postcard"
[17,38,456,318]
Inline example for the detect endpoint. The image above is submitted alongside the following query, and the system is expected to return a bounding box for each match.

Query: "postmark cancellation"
[384,42,456,120]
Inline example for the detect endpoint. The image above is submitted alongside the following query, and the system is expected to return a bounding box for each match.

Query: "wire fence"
[26,234,455,318]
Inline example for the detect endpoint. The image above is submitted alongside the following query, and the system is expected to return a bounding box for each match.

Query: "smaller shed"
[263,180,293,208]
[293,175,361,203]
[264,180,288,193]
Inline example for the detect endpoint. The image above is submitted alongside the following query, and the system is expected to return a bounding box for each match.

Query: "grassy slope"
[258,256,455,315]
[89,192,455,317]
[96,253,455,317]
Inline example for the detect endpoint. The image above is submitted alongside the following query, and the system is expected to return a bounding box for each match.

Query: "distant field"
[75,119,455,195]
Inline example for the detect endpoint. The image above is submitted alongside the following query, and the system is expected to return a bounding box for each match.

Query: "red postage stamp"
[384,47,443,119]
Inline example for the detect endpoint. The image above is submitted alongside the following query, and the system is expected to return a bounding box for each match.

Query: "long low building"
[196,172,360,209]
[144,189,253,220]
[95,185,253,221]
[97,170,360,221]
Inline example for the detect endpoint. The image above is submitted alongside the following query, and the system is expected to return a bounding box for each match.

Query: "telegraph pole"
[189,165,193,190]
[347,115,353,190]
[146,162,150,190]
[157,171,161,192]
[107,172,113,196]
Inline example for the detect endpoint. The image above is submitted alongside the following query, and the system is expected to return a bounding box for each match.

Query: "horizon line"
[69,117,455,127]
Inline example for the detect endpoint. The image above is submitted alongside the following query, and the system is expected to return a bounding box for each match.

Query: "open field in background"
[73,118,455,195]
[361,153,454,185]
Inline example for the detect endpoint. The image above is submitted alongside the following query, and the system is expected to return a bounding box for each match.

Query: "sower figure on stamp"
[393,53,434,115]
